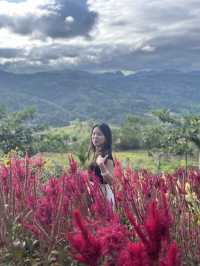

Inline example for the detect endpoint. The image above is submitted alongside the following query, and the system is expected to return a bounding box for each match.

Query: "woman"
[88,123,115,207]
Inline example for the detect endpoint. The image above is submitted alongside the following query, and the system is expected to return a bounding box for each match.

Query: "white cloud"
[65,16,74,24]
[0,0,97,39]
[0,0,200,72]
[0,0,51,16]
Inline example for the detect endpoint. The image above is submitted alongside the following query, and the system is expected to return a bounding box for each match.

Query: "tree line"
[1,106,200,170]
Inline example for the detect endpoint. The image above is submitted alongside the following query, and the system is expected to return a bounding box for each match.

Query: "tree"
[143,125,170,172]
[117,115,144,150]
[75,138,90,167]
[0,106,41,155]
[153,109,200,172]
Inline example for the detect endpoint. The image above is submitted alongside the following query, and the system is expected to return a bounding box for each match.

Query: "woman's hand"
[96,154,108,166]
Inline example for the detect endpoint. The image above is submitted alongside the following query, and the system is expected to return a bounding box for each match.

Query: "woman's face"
[92,127,106,148]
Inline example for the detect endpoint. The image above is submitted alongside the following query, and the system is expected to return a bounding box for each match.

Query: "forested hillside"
[1,69,200,125]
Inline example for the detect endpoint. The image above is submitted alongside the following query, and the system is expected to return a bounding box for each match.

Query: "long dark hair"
[88,123,113,161]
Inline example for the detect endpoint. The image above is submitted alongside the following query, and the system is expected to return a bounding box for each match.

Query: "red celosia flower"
[145,200,171,261]
[161,241,181,266]
[116,191,123,202]
[35,197,53,226]
[126,193,173,264]
[68,155,78,174]
[117,242,149,266]
[125,208,149,246]
[43,177,60,200]
[26,194,37,210]
[68,210,101,266]
[98,220,128,256]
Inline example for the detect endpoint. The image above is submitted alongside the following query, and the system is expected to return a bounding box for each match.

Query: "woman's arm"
[96,155,114,185]
[101,159,114,185]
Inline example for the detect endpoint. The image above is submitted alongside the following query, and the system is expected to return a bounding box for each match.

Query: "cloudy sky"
[0,0,200,73]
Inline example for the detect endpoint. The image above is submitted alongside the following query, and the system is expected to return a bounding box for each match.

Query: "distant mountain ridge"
[0,69,200,125]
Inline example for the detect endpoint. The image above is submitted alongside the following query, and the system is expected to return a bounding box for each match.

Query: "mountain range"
[0,69,200,126]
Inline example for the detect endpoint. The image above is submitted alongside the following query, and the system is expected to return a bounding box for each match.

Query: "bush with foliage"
[0,106,44,155]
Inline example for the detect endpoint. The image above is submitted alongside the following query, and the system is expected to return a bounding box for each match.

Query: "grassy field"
[40,123,198,173]
[41,150,197,173]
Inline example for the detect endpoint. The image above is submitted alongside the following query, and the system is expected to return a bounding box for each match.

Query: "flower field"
[0,154,200,265]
